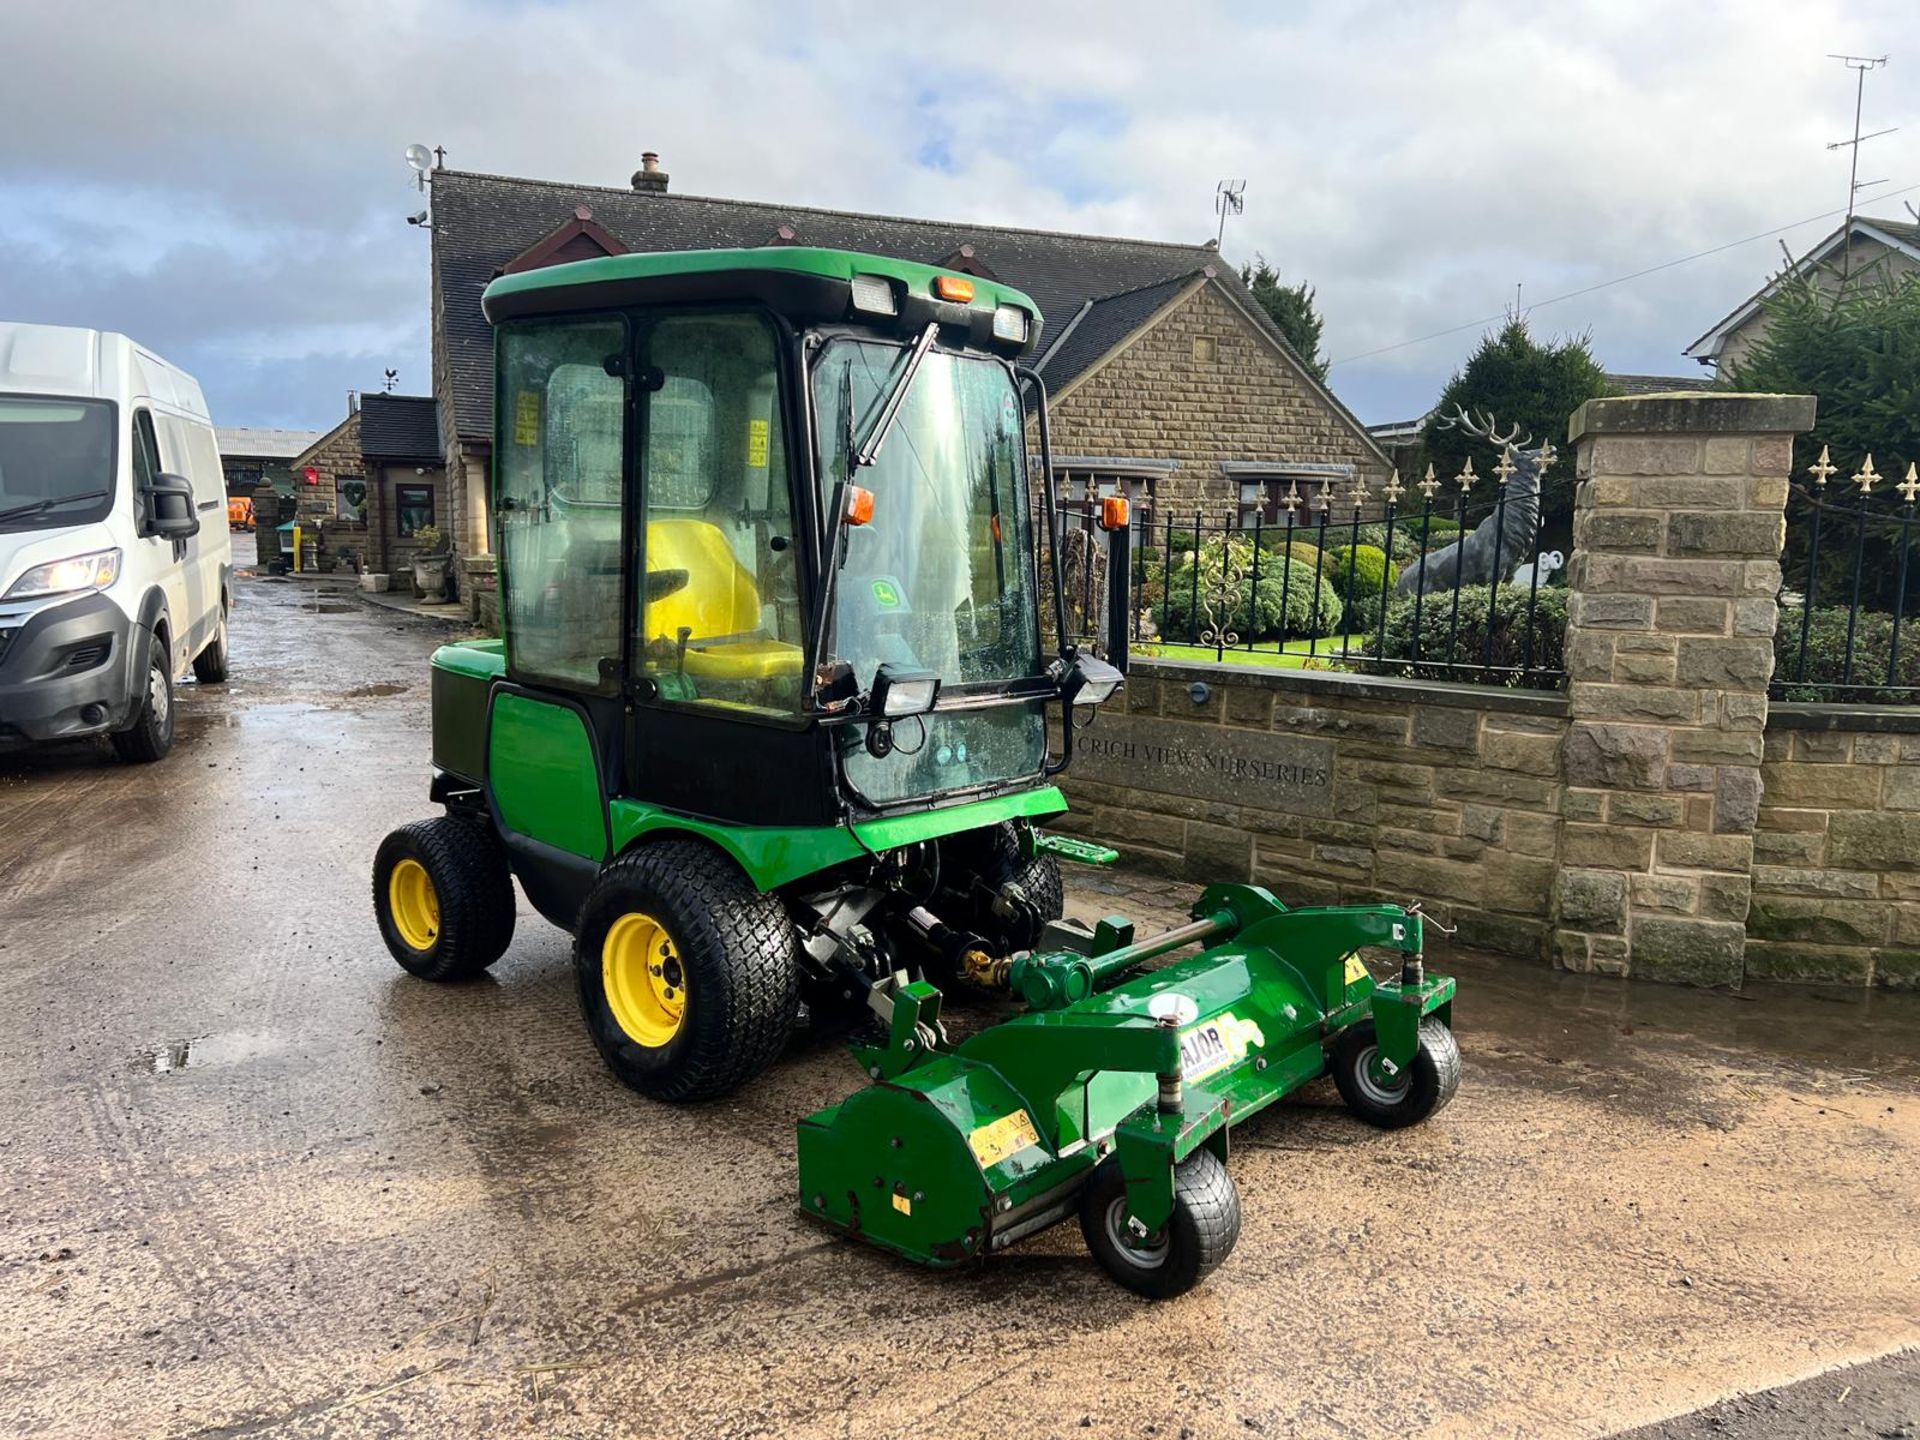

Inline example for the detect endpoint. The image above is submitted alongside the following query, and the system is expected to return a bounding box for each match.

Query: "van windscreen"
[0,397,118,532]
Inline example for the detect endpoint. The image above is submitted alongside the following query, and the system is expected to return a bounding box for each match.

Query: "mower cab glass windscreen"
[813,340,1045,805]
[635,313,804,715]
[496,318,627,690]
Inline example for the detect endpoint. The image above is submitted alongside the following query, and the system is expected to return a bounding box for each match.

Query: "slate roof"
[1035,272,1204,395]
[358,394,442,462]
[429,169,1319,443]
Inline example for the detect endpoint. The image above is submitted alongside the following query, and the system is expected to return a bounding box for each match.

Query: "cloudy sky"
[2,0,1915,432]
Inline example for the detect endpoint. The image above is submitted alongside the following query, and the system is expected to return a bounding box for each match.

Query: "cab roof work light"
[850,274,898,316]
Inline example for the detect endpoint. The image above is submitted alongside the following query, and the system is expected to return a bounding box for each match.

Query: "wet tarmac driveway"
[1,569,1918,1438]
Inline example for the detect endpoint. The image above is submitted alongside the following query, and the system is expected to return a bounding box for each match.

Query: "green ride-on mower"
[371,246,1461,1298]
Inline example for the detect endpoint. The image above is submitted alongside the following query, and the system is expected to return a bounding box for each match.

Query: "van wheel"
[192,613,230,684]
[575,839,799,1102]
[112,634,175,763]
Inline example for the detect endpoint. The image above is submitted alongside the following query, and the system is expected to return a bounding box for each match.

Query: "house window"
[395,482,435,537]
[1237,473,1344,528]
[1057,470,1157,530]
[337,475,368,523]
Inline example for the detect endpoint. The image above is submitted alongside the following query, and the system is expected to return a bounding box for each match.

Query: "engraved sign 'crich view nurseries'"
[1073,712,1335,815]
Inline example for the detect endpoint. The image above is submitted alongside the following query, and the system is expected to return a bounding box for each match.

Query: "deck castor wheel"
[1078,1150,1241,1299]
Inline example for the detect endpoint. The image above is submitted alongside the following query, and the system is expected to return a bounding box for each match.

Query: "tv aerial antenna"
[1826,55,1893,281]
[1214,180,1246,250]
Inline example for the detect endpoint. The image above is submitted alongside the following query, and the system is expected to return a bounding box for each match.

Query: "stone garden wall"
[1053,663,1568,958]
[1750,706,1920,988]
[1056,391,1916,991]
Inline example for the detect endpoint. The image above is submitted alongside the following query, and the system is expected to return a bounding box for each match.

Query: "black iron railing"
[1048,462,1571,691]
[1775,450,1920,703]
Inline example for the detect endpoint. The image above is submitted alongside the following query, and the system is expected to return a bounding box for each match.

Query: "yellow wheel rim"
[389,857,440,952]
[602,912,686,1048]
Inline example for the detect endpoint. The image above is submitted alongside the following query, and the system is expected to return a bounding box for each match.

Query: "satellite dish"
[404,143,433,173]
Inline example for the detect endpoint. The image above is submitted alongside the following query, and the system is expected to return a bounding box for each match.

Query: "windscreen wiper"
[0,489,109,526]
[809,325,938,708]
[853,323,937,468]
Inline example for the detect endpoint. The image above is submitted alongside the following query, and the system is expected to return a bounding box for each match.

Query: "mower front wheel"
[1079,1150,1241,1300]
[1330,1017,1460,1129]
[372,817,516,981]
[574,839,798,1103]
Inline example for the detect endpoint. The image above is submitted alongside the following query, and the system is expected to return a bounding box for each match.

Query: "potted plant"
[411,525,450,600]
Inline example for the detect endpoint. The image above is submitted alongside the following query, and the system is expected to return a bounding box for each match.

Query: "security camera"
[406,209,429,226]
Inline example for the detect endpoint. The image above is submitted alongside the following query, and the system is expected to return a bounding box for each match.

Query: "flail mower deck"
[800,884,1457,1298]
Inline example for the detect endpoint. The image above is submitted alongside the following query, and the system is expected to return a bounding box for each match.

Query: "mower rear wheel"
[574,839,798,1103]
[1079,1149,1240,1300]
[372,817,516,981]
[1330,1018,1460,1129]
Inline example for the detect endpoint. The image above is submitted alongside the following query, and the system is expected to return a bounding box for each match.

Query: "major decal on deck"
[1180,1012,1267,1083]
[968,1108,1042,1168]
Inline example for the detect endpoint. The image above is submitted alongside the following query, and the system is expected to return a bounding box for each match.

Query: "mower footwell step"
[1032,833,1119,866]
[797,882,1461,1298]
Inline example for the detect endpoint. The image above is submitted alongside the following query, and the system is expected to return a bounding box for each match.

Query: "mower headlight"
[3,547,122,601]
[850,274,899,317]
[991,305,1031,344]
[1062,654,1123,709]
[870,664,941,718]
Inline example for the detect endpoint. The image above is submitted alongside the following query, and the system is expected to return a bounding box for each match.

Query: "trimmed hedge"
[1372,584,1568,683]
[1774,606,1920,703]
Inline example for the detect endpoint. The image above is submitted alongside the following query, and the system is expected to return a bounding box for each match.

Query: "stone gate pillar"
[1552,393,1816,984]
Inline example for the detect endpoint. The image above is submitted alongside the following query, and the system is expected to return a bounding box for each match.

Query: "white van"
[0,323,232,762]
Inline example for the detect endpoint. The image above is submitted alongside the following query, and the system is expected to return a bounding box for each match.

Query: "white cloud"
[0,0,1914,426]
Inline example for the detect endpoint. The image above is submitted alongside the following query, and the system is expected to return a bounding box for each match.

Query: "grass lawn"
[1135,636,1367,671]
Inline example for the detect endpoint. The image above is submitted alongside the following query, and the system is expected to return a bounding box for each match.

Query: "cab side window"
[131,409,161,488]
[636,314,802,715]
[496,318,628,690]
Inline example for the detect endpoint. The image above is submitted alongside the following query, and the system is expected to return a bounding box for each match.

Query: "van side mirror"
[146,472,200,540]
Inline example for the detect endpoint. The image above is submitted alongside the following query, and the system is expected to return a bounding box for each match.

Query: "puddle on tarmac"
[139,1030,285,1074]
[309,603,355,615]
[343,682,408,698]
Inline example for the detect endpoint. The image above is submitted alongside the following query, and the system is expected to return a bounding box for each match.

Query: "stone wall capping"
[1568,393,1818,443]
[1766,702,1920,734]
[1127,657,1568,715]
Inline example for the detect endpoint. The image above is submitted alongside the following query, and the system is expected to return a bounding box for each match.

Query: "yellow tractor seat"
[644,519,803,682]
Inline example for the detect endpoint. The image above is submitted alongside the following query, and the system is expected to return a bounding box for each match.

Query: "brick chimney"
[631,151,669,194]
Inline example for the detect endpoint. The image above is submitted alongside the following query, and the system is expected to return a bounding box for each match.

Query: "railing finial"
[1854,454,1882,494]
[1808,445,1838,487]
[1900,462,1919,505]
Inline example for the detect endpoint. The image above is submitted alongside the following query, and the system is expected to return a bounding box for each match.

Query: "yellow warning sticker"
[513,391,540,446]
[747,417,769,468]
[968,1108,1042,1169]
[891,1191,912,1216]
[1344,955,1368,987]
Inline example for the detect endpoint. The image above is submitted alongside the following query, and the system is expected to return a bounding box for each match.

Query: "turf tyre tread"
[574,838,798,1103]
[1330,1017,1460,1129]
[1078,1149,1241,1300]
[372,816,515,981]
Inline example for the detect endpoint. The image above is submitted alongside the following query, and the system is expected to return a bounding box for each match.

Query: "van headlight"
[3,548,122,600]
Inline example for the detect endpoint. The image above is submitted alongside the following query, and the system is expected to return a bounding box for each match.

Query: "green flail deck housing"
[798,886,1457,1293]
[371,243,1461,1299]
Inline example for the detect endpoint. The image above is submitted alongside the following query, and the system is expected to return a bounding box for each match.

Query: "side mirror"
[147,472,200,540]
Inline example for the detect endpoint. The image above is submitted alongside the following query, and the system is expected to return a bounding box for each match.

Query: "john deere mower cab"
[373,247,1460,1299]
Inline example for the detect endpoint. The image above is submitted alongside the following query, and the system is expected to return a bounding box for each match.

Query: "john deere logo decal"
[871,578,902,608]
[1180,1012,1266,1083]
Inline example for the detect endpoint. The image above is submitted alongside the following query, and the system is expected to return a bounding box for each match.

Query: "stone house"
[1685,215,1920,373]
[281,394,446,576]
[425,157,1391,567]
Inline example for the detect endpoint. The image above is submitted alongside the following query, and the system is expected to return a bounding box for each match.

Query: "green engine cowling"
[797,885,1455,1265]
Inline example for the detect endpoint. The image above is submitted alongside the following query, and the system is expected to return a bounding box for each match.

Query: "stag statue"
[1393,407,1556,597]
